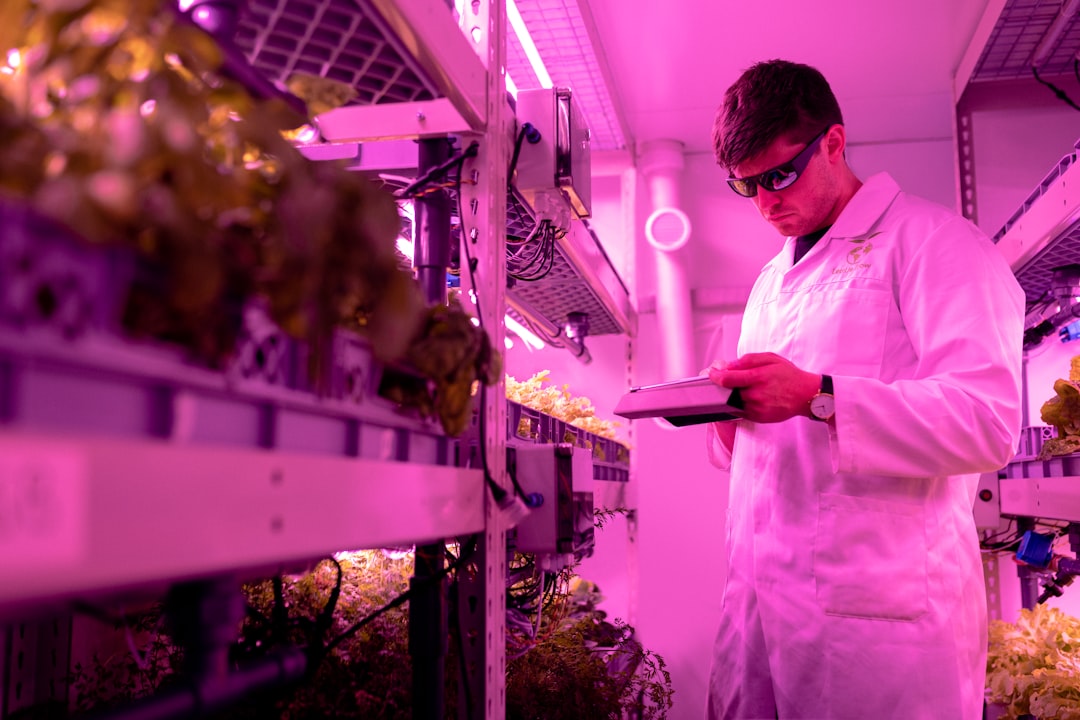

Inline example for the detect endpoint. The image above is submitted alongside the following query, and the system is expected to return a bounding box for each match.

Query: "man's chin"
[769,218,801,236]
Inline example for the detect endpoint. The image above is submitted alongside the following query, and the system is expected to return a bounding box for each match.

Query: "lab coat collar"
[827,172,901,242]
[769,172,900,271]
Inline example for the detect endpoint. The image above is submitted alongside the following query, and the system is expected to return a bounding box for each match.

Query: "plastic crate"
[505,401,630,482]
[0,200,453,466]
[0,201,130,340]
[994,148,1078,243]
[1004,454,1080,479]
[1015,425,1057,460]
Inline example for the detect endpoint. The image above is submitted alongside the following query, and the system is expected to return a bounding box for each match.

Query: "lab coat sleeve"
[831,216,1024,478]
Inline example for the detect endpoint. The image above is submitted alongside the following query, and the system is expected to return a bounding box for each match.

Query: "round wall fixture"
[645,207,691,252]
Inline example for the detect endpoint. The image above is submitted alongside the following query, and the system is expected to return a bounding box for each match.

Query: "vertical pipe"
[414,139,453,305]
[639,140,695,379]
[411,137,451,720]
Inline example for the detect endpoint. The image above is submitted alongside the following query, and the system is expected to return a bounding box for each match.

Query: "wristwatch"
[809,374,835,422]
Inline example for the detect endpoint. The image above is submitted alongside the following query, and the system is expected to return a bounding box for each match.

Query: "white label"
[0,448,86,568]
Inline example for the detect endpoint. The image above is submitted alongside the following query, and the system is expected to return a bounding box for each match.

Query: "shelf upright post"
[455,0,510,715]
[411,136,455,720]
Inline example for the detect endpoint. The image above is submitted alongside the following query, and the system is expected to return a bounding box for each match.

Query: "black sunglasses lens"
[759,167,797,192]
[728,178,757,197]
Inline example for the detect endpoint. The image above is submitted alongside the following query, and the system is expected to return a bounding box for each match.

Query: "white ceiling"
[583,0,991,155]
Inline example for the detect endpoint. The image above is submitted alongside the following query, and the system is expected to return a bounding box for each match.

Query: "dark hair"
[712,59,844,172]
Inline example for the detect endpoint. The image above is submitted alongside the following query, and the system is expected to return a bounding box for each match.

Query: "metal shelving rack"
[954,0,1080,625]
[955,0,1080,287]
[1,1,635,716]
[0,0,508,717]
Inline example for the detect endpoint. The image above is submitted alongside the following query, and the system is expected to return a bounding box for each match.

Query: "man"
[704,59,1023,720]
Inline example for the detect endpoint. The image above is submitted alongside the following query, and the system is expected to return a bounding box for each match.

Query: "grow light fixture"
[505,0,629,151]
[507,0,553,89]
[506,315,545,350]
[1032,0,1080,68]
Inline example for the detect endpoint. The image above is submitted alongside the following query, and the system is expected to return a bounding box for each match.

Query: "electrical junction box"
[513,87,592,220]
[510,443,594,563]
[974,471,1003,530]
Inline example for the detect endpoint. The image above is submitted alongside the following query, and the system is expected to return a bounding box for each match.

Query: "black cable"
[507,125,529,188]
[507,220,552,280]
[1075,59,1080,86]
[322,535,479,656]
[449,572,475,719]
[272,575,288,643]
[507,222,550,280]
[507,122,541,189]
[507,222,552,280]
[1032,66,1080,112]
[396,141,480,200]
[313,557,343,644]
[456,163,504,501]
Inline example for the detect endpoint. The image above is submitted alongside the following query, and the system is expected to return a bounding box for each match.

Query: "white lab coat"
[706,173,1023,720]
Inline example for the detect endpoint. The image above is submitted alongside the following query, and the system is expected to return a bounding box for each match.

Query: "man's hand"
[707,353,821,423]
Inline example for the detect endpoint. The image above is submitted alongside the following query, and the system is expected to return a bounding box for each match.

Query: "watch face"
[810,394,835,420]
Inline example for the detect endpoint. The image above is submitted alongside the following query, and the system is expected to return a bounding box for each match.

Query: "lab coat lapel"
[765,173,901,275]
[828,172,902,243]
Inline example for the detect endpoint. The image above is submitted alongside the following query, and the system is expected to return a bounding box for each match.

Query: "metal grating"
[508,241,623,336]
[381,174,626,337]
[234,0,438,106]
[508,0,628,151]
[1015,218,1080,307]
[499,191,625,336]
[972,0,1080,80]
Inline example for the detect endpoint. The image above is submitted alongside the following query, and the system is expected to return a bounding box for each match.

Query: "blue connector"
[1060,320,1080,343]
[1017,530,1055,568]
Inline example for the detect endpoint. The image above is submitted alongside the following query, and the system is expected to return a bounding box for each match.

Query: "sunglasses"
[726,127,830,198]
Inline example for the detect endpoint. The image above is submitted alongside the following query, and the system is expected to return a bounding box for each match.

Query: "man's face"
[730,128,841,237]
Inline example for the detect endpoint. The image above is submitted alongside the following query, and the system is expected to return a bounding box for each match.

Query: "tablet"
[613,376,744,426]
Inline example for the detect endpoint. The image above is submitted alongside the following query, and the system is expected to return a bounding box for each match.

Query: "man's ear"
[825,124,846,162]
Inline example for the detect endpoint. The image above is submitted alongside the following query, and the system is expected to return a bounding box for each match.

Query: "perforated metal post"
[2,616,72,717]
[954,102,978,224]
[454,0,509,716]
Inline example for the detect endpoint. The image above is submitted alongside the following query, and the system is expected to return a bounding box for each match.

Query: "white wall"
[629,102,975,718]
[519,83,1080,715]
[959,77,1080,239]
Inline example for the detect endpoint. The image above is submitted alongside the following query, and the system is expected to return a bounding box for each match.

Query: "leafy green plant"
[987,604,1080,719]
[67,538,672,719]
[69,607,182,713]
[0,0,497,435]
[506,574,672,720]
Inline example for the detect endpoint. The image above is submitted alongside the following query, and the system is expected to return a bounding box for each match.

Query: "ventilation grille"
[234,0,438,106]
[1015,219,1080,308]
[972,0,1080,80]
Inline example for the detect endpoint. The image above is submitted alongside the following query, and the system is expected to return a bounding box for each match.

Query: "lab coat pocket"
[797,284,890,374]
[813,492,928,621]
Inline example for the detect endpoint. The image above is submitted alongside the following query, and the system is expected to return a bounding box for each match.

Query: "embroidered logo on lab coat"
[847,243,873,264]
[833,242,874,275]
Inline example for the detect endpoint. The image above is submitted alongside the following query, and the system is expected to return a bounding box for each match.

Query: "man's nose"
[755,185,782,208]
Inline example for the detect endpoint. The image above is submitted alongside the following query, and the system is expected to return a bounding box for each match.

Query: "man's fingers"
[726,352,780,370]
[716,368,756,388]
